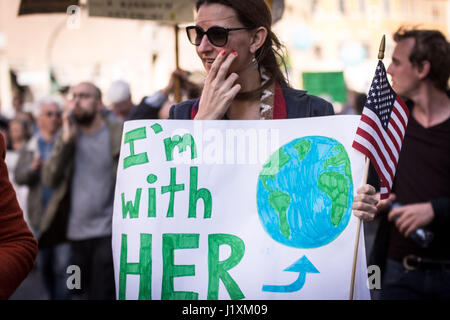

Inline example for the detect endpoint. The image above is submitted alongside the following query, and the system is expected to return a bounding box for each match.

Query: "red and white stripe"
[352,96,409,199]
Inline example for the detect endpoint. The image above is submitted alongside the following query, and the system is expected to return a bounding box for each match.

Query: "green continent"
[318,171,349,226]
[268,190,292,239]
[260,148,290,190]
[323,144,352,180]
[293,139,311,162]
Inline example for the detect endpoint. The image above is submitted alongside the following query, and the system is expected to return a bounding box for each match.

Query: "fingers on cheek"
[230,73,239,82]
[228,84,241,97]
[210,81,219,91]
[209,62,221,76]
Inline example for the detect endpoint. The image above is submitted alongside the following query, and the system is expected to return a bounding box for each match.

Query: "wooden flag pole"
[349,35,385,300]
[349,157,370,300]
[174,24,181,103]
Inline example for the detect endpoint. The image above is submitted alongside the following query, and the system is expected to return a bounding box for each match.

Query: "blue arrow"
[262,256,320,293]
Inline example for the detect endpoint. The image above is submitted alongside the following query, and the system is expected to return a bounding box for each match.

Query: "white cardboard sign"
[112,116,370,300]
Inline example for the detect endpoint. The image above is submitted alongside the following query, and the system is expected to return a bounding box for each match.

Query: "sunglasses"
[186,25,253,47]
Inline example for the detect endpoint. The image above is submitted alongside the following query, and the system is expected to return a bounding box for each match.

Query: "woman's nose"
[197,34,214,54]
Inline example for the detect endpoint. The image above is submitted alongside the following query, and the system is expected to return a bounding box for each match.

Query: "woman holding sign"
[169,0,334,120]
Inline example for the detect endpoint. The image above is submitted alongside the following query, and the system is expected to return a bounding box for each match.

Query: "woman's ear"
[249,27,268,54]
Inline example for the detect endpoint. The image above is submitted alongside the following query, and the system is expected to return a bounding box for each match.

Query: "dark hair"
[92,84,102,101]
[76,82,103,101]
[196,0,288,91]
[393,27,450,91]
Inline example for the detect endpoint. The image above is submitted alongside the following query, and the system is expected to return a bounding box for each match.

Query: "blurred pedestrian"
[42,82,123,299]
[11,89,26,118]
[10,87,36,134]
[14,98,72,300]
[340,90,366,115]
[353,27,450,299]
[7,117,31,151]
[0,131,38,300]
[169,0,333,120]
[130,69,203,120]
[5,117,31,226]
[106,80,137,121]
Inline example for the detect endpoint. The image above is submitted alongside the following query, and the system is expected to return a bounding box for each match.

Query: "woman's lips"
[203,58,215,70]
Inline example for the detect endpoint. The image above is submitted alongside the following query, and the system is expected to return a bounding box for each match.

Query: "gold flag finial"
[378,35,386,60]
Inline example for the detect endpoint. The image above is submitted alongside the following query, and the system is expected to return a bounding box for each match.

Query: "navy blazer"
[169,86,334,119]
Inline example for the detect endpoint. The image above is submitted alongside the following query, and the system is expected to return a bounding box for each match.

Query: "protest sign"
[112,116,370,300]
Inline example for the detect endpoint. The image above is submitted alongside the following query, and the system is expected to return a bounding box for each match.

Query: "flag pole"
[349,35,385,300]
[349,157,370,300]
[174,24,182,103]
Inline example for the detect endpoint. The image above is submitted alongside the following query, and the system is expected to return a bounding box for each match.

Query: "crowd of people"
[0,0,448,300]
[0,67,201,300]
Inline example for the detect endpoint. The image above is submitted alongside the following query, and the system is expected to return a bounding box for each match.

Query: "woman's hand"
[352,184,396,221]
[195,50,241,120]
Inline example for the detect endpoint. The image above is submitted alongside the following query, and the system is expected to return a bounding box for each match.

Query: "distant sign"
[18,0,79,15]
[88,0,196,23]
[302,72,348,103]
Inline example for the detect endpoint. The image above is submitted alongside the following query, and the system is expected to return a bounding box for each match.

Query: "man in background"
[42,82,122,299]
[362,27,450,300]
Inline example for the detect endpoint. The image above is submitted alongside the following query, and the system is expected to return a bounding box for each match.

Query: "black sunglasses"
[186,25,253,47]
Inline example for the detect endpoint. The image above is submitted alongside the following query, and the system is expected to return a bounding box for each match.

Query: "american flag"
[352,60,410,199]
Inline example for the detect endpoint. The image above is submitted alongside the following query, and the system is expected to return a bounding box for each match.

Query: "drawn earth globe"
[256,136,353,248]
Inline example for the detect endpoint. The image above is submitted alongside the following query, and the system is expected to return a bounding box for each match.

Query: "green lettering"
[164,134,197,161]
[161,168,185,218]
[189,166,212,219]
[122,188,142,219]
[147,174,157,218]
[123,127,149,169]
[119,234,152,300]
[151,123,163,134]
[207,234,245,300]
[162,233,199,300]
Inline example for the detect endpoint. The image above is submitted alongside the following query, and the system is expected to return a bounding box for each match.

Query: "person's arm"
[14,149,40,186]
[389,198,450,237]
[0,133,38,300]
[41,132,75,188]
[431,198,450,227]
